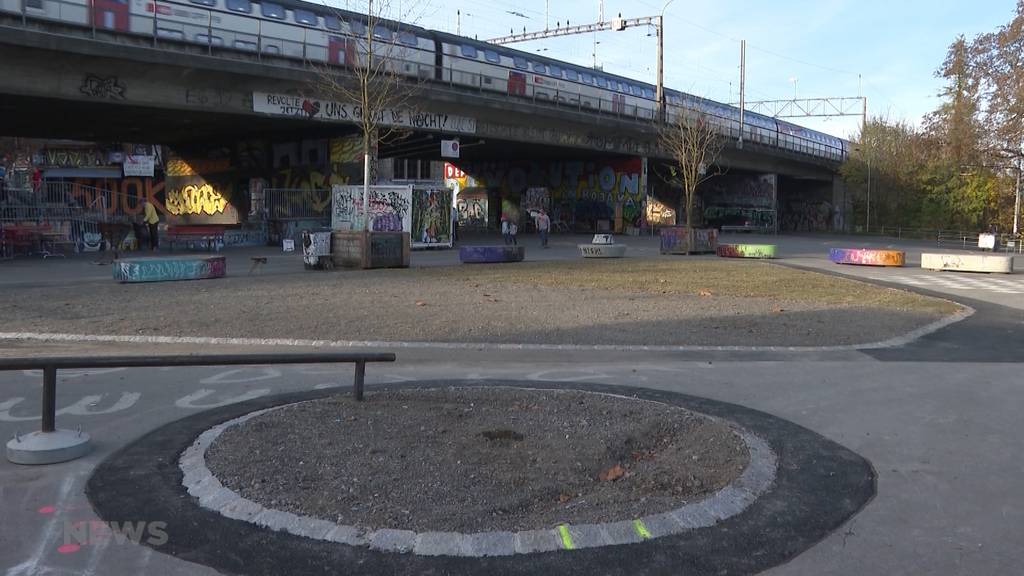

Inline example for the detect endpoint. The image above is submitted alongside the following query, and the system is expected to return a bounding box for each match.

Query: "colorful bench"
[114,256,226,283]
[828,248,905,267]
[717,244,777,259]
[459,246,525,263]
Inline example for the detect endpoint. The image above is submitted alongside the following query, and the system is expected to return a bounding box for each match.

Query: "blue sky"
[338,0,1017,138]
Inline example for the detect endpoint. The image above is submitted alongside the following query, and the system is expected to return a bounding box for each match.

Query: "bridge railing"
[1,1,845,163]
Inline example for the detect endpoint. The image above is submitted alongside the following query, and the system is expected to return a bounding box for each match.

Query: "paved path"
[0,232,1022,575]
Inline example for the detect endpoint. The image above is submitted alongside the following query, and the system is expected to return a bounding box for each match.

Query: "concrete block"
[921,253,1013,273]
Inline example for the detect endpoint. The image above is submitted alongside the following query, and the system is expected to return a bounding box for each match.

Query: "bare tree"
[658,107,725,253]
[314,0,427,230]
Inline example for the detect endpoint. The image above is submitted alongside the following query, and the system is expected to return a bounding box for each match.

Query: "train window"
[513,56,528,69]
[156,28,185,40]
[643,87,655,99]
[564,69,578,81]
[398,31,417,46]
[261,2,285,19]
[618,82,629,93]
[234,40,257,51]
[226,0,250,13]
[596,77,608,88]
[263,44,280,54]
[549,65,562,77]
[630,86,642,96]
[324,16,341,30]
[484,50,500,64]
[349,20,366,36]
[294,9,317,26]
[373,25,392,40]
[461,44,477,58]
[580,71,593,84]
[25,0,43,8]
[532,62,546,73]
[189,0,215,6]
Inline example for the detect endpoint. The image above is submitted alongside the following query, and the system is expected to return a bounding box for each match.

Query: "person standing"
[501,214,510,245]
[143,199,160,251]
[508,219,518,246]
[535,209,551,248]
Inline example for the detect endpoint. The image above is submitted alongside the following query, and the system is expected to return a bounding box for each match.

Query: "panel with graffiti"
[702,174,778,231]
[331,185,412,233]
[411,186,452,248]
[456,192,488,229]
[444,158,645,228]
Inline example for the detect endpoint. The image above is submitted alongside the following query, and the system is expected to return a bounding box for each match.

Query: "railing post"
[207,10,213,55]
[353,360,366,401]
[41,366,56,433]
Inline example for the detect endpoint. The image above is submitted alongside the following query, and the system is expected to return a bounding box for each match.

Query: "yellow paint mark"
[633,519,651,539]
[558,524,574,550]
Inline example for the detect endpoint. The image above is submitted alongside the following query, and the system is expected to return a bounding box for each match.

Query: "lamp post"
[1014,156,1021,236]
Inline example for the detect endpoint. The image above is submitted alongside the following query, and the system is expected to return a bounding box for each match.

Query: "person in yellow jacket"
[143,200,160,251]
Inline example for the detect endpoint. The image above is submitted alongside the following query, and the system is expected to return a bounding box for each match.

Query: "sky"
[333,0,1018,139]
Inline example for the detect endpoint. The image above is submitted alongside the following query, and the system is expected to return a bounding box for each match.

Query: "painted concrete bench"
[115,256,227,283]
[579,234,626,258]
[579,244,627,258]
[828,248,905,267]
[459,246,525,263]
[717,244,777,259]
[921,253,1014,273]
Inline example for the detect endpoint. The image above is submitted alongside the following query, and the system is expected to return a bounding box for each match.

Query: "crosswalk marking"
[865,273,1024,295]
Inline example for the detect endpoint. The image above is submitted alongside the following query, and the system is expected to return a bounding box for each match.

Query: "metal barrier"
[2,351,396,464]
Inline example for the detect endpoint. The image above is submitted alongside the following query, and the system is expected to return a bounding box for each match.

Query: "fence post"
[353,360,366,401]
[41,366,56,433]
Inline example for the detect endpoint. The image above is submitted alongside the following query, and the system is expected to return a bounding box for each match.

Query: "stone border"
[86,380,877,576]
[179,390,777,557]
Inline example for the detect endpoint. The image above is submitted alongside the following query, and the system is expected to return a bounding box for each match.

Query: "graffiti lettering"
[165,184,228,216]
[80,75,126,100]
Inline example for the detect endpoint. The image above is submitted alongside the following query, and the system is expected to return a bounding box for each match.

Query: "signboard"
[441,139,460,158]
[253,92,477,134]
[123,154,155,177]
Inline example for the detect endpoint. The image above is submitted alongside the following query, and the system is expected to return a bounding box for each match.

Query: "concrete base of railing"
[921,253,1014,273]
[7,429,92,465]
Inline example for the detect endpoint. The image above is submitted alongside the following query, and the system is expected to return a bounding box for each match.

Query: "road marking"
[4,475,79,576]
[200,368,281,385]
[175,389,270,409]
[59,393,140,415]
[633,519,651,539]
[557,525,574,550]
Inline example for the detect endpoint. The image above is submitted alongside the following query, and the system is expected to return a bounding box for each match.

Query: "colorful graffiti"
[456,193,488,229]
[660,226,719,254]
[716,244,777,259]
[445,158,645,228]
[646,197,676,226]
[459,245,526,263]
[411,187,452,247]
[828,248,905,267]
[702,174,777,230]
[165,183,228,216]
[114,256,227,283]
[331,185,412,233]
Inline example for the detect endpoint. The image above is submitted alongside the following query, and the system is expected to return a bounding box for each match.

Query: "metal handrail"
[1,1,845,162]
[0,351,396,438]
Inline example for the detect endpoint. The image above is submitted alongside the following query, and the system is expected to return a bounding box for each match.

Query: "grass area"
[416,258,960,314]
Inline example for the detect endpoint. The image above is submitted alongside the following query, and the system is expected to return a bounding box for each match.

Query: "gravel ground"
[0,259,956,347]
[205,387,750,532]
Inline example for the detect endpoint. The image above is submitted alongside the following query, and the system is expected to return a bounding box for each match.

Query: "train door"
[92,0,128,31]
[507,71,526,97]
[611,93,626,115]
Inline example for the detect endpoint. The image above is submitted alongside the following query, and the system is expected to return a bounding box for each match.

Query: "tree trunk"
[684,187,694,255]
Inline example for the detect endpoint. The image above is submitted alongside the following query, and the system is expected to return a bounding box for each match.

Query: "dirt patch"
[0,259,958,347]
[205,387,750,533]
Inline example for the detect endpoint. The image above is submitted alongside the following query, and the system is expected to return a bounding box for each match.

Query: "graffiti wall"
[456,191,488,229]
[411,186,452,248]
[778,181,834,232]
[701,174,777,231]
[444,158,645,228]
[164,154,243,225]
[331,185,412,233]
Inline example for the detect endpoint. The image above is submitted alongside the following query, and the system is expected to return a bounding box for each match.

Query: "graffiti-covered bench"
[114,256,226,283]
[459,246,525,263]
[829,248,905,267]
[166,226,226,252]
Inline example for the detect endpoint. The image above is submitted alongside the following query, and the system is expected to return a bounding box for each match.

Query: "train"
[0,0,849,161]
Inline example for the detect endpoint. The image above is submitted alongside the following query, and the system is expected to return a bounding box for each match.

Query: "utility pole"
[738,39,745,148]
[456,9,460,35]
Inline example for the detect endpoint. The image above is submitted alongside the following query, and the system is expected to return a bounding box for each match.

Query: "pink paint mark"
[57,543,81,554]
[37,506,56,514]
